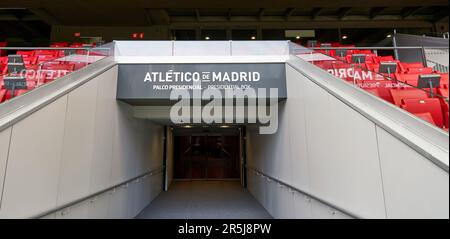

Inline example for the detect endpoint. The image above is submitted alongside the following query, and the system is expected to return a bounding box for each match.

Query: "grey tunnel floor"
[136,181,272,219]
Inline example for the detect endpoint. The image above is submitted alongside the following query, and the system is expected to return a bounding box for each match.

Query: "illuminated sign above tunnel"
[117,63,287,106]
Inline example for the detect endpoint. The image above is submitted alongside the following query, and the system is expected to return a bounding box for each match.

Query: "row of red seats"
[0,66,75,103]
[0,42,96,104]
[310,43,449,130]
[1,65,74,87]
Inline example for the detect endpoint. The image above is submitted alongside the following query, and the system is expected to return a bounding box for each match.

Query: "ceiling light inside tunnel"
[183,125,193,128]
[296,36,301,39]
[342,35,348,40]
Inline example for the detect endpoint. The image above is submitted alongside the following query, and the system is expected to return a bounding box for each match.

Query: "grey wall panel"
[111,102,163,186]
[166,128,174,190]
[275,184,295,219]
[124,182,136,218]
[58,79,99,206]
[89,66,119,193]
[285,67,311,191]
[0,127,11,207]
[267,103,292,183]
[143,175,153,207]
[131,180,142,216]
[293,191,313,219]
[246,169,255,197]
[126,181,137,218]
[264,179,275,216]
[311,199,352,219]
[137,178,149,212]
[55,201,88,219]
[255,173,265,206]
[376,127,449,219]
[151,172,163,201]
[111,102,141,185]
[107,185,128,219]
[86,192,110,219]
[147,124,164,172]
[302,73,386,218]
[52,173,163,219]
[0,97,67,218]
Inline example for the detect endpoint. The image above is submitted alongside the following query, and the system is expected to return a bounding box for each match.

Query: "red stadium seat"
[353,50,373,54]
[440,74,449,85]
[366,61,400,75]
[372,56,395,63]
[394,73,423,88]
[332,62,352,69]
[443,104,449,129]
[4,89,30,101]
[23,56,38,66]
[0,89,6,102]
[400,98,445,128]
[72,62,88,71]
[406,67,434,74]
[437,86,449,98]
[36,55,59,63]
[345,53,377,64]
[398,62,424,73]
[0,56,7,64]
[70,43,84,48]
[358,80,400,104]
[1,64,7,74]
[41,63,75,71]
[34,50,58,56]
[365,63,380,72]
[390,88,429,106]
[40,69,72,82]
[50,42,70,47]
[363,88,393,104]
[313,61,338,70]
[396,73,446,92]
[16,51,35,57]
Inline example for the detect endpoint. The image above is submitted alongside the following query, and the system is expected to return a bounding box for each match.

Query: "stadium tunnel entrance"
[134,125,274,219]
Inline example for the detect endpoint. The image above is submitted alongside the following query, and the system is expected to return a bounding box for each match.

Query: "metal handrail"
[30,166,165,219]
[246,166,363,219]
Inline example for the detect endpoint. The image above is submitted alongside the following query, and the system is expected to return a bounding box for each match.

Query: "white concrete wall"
[246,64,449,219]
[0,66,164,218]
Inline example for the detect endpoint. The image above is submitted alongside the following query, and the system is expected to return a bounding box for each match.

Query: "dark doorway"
[174,134,240,180]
